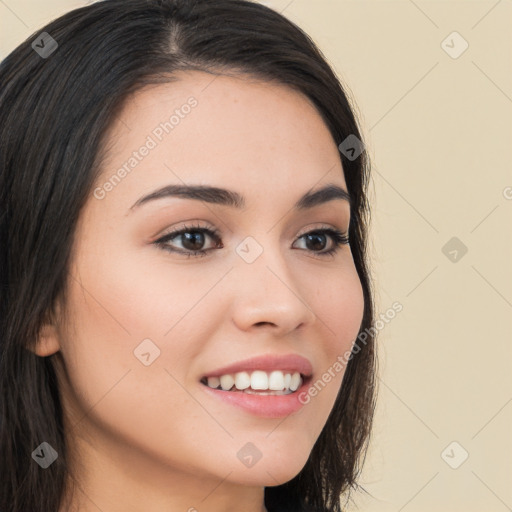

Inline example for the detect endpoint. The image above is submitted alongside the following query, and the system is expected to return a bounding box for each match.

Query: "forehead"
[94,70,348,211]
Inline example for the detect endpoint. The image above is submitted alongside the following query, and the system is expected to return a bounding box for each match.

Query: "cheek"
[56,271,221,465]
[58,242,224,402]
[294,261,365,417]
[68,231,217,342]
[310,262,365,354]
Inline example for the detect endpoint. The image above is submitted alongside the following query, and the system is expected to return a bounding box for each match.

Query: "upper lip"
[201,353,313,379]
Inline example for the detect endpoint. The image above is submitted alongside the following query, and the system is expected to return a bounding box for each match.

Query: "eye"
[153,223,222,258]
[293,228,350,257]
[153,223,349,258]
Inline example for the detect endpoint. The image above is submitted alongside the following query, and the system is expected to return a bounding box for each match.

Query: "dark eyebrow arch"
[128,183,351,212]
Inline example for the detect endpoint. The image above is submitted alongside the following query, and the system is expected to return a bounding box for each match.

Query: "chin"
[225,449,311,487]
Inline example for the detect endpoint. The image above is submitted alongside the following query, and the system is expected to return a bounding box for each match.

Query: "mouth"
[199,355,314,417]
[200,370,312,396]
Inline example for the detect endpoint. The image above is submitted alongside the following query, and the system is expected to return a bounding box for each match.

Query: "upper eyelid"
[159,218,349,234]
[156,224,220,241]
[156,223,348,240]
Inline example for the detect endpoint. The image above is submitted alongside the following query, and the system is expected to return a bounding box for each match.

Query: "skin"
[35,70,365,512]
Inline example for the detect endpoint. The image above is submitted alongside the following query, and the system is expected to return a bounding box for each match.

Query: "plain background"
[1,1,511,510]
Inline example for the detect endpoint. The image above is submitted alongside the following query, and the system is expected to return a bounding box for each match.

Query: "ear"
[32,304,62,357]
[34,323,61,357]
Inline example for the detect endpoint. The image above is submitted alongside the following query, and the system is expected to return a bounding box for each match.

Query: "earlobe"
[34,323,61,357]
[30,322,60,357]
[32,304,63,357]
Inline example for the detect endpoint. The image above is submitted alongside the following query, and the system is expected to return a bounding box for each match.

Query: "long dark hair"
[0,1,377,511]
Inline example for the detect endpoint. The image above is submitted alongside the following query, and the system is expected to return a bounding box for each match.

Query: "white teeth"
[203,370,304,393]
[289,372,301,392]
[207,376,220,389]
[250,370,268,390]
[220,374,235,391]
[268,370,285,391]
[234,371,251,390]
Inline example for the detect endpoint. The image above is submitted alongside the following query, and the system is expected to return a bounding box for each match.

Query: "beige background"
[1,1,511,511]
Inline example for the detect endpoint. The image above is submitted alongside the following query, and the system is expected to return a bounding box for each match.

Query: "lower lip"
[200,377,312,418]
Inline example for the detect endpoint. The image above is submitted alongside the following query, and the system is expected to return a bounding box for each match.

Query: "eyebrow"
[128,182,351,212]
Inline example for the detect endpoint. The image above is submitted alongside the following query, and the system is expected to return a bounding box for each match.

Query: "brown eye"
[154,225,222,257]
[293,228,349,257]
[179,231,207,251]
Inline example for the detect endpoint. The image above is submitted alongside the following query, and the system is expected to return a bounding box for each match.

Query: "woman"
[0,1,377,511]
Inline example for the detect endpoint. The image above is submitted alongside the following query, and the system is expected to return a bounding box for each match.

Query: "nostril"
[254,321,275,327]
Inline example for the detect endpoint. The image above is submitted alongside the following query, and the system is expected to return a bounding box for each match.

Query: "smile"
[200,370,305,395]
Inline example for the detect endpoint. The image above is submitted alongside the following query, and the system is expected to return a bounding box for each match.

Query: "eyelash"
[153,222,350,259]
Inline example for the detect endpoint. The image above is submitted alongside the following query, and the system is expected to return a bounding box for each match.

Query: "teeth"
[289,372,301,392]
[207,376,220,389]
[251,370,268,390]
[268,371,285,391]
[203,370,304,393]
[220,374,235,391]
[235,371,251,390]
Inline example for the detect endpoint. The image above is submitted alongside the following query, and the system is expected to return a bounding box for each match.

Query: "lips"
[200,353,313,380]
[200,374,313,417]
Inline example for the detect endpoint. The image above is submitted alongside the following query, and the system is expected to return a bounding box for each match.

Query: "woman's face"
[43,70,364,503]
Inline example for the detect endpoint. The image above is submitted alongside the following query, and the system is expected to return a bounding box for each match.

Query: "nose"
[229,242,317,335]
